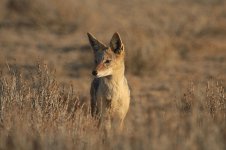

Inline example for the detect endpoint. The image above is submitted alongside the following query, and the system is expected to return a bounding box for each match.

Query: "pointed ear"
[110,32,124,54]
[87,32,106,52]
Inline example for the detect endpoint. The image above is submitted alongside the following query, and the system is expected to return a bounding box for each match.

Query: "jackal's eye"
[105,60,111,64]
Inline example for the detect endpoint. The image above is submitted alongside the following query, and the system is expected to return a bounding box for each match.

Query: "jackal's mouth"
[92,73,104,78]
[92,69,113,78]
[92,70,101,78]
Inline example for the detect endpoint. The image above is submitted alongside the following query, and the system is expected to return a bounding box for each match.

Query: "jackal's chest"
[96,79,130,110]
[97,83,120,101]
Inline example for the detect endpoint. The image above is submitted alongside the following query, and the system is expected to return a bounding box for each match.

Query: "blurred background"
[1,0,226,100]
[0,0,226,149]
[0,0,226,103]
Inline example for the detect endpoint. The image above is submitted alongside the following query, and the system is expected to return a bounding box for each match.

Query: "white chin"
[96,70,112,78]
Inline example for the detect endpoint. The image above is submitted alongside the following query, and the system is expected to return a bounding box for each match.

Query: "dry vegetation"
[0,0,226,149]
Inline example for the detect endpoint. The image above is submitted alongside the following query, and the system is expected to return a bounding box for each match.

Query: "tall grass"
[0,64,225,150]
[0,63,96,149]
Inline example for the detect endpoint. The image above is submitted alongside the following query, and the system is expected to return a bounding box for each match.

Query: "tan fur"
[87,32,130,130]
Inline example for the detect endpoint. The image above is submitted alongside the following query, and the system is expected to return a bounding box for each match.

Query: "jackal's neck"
[103,63,125,84]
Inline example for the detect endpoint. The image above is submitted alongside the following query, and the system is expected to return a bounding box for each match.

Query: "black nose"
[92,70,97,76]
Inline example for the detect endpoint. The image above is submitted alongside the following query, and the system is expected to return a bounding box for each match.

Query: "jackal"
[87,32,130,130]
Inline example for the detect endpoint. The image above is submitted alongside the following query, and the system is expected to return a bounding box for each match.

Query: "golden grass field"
[0,0,226,149]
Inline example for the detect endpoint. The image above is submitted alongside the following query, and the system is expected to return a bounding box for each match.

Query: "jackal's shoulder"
[90,78,100,96]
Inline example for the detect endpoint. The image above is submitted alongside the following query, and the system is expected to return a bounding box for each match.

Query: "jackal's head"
[87,32,125,78]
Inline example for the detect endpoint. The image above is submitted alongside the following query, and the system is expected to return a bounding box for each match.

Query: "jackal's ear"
[87,32,107,52]
[110,32,124,54]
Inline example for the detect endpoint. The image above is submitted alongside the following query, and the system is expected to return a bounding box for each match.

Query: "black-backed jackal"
[87,32,130,130]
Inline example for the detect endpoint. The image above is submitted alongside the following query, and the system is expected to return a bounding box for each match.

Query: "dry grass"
[0,0,226,149]
[0,64,225,150]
